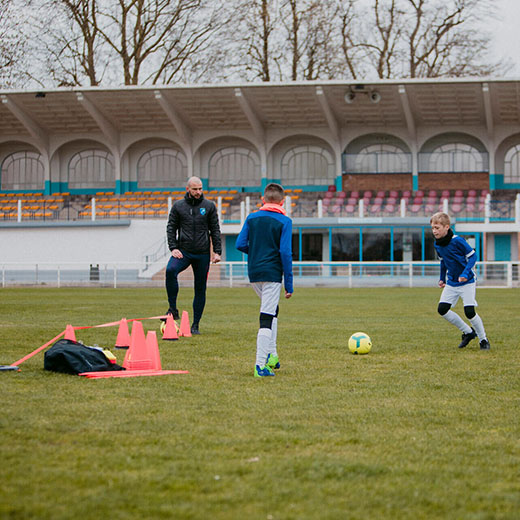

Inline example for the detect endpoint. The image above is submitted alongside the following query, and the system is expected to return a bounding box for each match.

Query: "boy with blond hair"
[430,212,490,350]
[236,183,293,377]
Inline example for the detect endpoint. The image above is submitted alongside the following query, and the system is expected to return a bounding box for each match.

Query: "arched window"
[352,144,411,173]
[209,147,260,187]
[68,149,114,188]
[504,145,520,183]
[427,143,486,172]
[137,148,187,188]
[1,151,44,190]
[281,146,334,185]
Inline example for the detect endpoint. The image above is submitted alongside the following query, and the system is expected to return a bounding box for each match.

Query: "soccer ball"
[348,332,372,355]
[160,319,179,335]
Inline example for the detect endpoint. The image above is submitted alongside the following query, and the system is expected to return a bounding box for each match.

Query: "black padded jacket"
[166,193,222,255]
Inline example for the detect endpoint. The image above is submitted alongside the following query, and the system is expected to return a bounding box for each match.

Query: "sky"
[489,0,520,75]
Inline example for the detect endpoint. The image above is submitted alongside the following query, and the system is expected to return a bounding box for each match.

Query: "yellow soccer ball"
[348,332,372,355]
[160,321,166,335]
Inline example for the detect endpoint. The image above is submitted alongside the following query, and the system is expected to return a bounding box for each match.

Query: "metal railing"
[1,261,518,288]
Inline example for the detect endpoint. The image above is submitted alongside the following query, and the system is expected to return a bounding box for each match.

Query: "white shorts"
[252,282,282,315]
[439,283,478,307]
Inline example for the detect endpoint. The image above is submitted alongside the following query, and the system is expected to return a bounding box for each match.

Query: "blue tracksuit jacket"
[434,234,476,287]
[236,209,293,294]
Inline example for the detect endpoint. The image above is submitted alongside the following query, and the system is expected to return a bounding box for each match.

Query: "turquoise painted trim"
[390,227,394,262]
[299,227,303,261]
[44,180,51,195]
[206,184,330,193]
[115,180,122,195]
[412,174,419,191]
[490,173,496,190]
[359,228,363,262]
[335,176,342,191]
[328,228,332,262]
[490,174,520,190]
[49,182,68,194]
[201,178,209,190]
[225,235,242,261]
[0,188,45,194]
[285,185,328,192]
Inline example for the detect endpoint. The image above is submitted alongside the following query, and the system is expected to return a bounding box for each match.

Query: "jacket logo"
[200,208,206,215]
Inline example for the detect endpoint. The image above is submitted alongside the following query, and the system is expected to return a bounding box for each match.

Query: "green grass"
[1,287,519,520]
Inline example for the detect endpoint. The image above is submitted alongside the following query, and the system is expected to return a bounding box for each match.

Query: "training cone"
[64,324,76,341]
[115,318,131,349]
[162,314,179,341]
[146,331,162,371]
[179,311,192,337]
[123,320,153,370]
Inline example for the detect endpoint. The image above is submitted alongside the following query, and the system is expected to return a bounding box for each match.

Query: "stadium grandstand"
[0,79,519,285]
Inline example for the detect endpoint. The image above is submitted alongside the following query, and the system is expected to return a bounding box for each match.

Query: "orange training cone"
[123,320,153,370]
[115,318,131,349]
[64,324,76,341]
[179,310,192,337]
[146,331,162,371]
[162,314,179,341]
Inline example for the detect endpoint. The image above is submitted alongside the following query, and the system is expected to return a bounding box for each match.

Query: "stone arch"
[273,135,335,186]
[0,142,44,190]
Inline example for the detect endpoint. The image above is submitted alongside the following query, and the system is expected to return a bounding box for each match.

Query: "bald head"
[186,176,203,199]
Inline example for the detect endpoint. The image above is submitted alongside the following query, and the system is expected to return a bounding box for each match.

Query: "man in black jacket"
[165,176,222,334]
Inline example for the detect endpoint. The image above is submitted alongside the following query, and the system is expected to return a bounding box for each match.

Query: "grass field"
[1,287,519,520]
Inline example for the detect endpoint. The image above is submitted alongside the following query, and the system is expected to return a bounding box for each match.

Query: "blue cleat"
[254,365,275,377]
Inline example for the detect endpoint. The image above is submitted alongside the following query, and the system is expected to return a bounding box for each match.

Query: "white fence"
[1,261,518,288]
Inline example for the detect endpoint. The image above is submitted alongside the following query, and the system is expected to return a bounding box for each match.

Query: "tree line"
[0,0,505,88]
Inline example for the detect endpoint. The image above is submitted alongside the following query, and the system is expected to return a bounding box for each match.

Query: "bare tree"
[98,0,221,85]
[338,0,360,79]
[233,0,282,82]
[357,0,501,79]
[0,0,28,87]
[404,0,500,77]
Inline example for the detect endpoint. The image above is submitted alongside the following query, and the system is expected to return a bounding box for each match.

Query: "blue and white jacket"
[236,205,293,294]
[434,229,476,287]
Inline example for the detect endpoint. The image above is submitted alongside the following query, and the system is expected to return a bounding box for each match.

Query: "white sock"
[470,314,486,340]
[269,318,278,357]
[256,328,271,367]
[442,310,472,333]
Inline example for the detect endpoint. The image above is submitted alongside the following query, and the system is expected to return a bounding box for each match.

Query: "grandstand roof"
[1,78,520,139]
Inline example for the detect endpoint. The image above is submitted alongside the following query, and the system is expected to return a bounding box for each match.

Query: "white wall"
[0,220,166,265]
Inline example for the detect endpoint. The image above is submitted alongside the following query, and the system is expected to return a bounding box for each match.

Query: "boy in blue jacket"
[236,183,294,377]
[431,212,490,350]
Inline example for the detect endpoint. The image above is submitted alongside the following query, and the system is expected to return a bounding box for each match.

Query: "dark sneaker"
[480,339,491,350]
[191,323,200,335]
[161,308,179,322]
[458,328,477,348]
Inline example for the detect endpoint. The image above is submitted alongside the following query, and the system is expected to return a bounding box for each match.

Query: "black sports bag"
[44,339,125,375]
